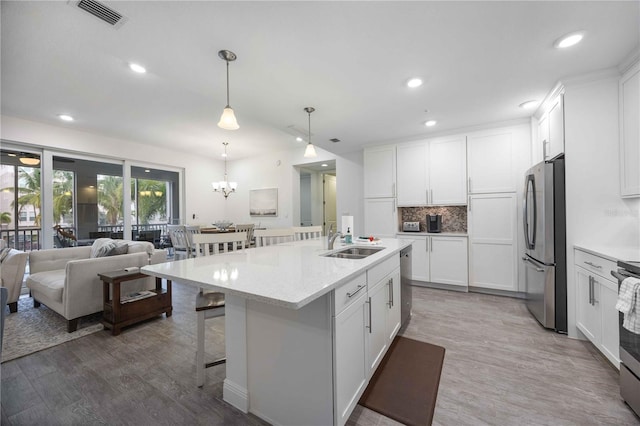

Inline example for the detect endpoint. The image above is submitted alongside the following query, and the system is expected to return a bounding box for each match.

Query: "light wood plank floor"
[2,283,639,425]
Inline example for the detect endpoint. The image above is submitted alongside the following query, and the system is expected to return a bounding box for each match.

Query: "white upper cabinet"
[535,114,549,165]
[429,136,467,205]
[364,198,398,238]
[396,141,428,206]
[546,94,565,160]
[620,61,640,197]
[467,129,517,193]
[396,136,467,206]
[364,145,396,198]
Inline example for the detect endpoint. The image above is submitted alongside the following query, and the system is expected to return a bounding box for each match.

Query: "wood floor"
[2,282,639,425]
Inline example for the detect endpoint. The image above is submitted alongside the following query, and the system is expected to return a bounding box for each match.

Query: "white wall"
[1,115,226,226]
[564,75,640,338]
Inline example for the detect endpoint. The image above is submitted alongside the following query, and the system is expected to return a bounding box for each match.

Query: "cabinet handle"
[584,261,602,269]
[592,277,599,305]
[389,278,394,307]
[426,189,429,204]
[588,276,593,305]
[468,196,471,212]
[367,297,372,333]
[392,183,396,197]
[430,189,433,204]
[542,140,548,159]
[468,177,472,193]
[347,285,365,298]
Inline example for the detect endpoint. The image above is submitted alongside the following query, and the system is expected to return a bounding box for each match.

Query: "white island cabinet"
[142,238,410,426]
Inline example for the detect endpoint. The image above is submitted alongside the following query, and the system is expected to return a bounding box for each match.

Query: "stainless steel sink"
[322,246,384,259]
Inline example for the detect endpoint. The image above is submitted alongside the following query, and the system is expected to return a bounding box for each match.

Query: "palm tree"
[98,175,123,224]
[0,212,11,224]
[52,170,74,225]
[135,179,166,224]
[13,167,41,226]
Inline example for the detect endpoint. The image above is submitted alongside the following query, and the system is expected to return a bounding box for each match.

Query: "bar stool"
[196,291,226,387]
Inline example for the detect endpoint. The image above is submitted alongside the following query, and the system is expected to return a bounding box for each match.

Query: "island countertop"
[142,238,410,310]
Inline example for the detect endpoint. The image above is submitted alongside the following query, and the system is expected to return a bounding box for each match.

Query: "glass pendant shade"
[218,106,239,130]
[304,143,317,158]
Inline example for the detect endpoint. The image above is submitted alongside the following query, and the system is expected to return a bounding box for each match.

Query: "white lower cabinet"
[574,248,620,368]
[396,235,468,288]
[333,257,401,426]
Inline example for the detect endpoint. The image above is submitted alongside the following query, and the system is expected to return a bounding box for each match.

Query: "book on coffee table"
[121,290,155,303]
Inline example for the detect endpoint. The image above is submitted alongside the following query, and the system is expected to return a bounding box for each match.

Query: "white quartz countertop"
[574,244,640,263]
[142,238,411,310]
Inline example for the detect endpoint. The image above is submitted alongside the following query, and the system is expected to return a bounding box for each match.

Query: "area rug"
[359,336,446,426]
[2,296,103,363]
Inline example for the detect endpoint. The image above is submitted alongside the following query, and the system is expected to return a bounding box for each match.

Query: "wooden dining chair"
[191,232,247,387]
[292,225,323,241]
[253,228,295,247]
[234,224,255,247]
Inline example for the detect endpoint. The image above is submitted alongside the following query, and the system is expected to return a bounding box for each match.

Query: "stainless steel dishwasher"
[400,245,412,326]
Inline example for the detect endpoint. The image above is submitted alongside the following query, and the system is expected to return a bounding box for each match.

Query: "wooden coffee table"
[98,269,172,336]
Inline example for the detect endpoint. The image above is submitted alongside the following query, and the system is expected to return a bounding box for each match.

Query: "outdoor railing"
[1,224,170,251]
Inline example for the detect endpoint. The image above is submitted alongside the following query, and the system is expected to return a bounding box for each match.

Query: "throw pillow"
[90,238,117,258]
[0,247,11,263]
[106,244,129,257]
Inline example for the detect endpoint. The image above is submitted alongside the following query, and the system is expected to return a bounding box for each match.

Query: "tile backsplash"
[400,206,467,233]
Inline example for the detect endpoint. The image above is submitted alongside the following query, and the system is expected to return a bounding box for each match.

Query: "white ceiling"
[1,1,638,160]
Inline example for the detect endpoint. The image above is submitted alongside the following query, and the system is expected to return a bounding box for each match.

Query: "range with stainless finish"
[400,245,412,326]
[522,157,567,333]
[612,260,640,417]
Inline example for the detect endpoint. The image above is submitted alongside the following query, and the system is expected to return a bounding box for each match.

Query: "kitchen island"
[142,237,411,426]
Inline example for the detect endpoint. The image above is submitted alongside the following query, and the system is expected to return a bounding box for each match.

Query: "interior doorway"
[298,160,336,235]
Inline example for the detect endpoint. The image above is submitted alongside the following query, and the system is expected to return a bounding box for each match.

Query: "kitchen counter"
[396,231,467,237]
[142,237,409,310]
[141,237,411,425]
[573,244,640,263]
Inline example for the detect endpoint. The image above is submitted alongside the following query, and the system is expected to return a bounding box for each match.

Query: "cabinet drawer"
[333,273,367,316]
[574,249,616,281]
[367,255,400,287]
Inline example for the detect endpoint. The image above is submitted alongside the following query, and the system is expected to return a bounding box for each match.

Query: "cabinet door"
[396,142,428,206]
[385,269,402,342]
[546,94,564,160]
[575,267,600,343]
[430,236,468,288]
[535,115,549,165]
[468,194,517,291]
[467,130,516,193]
[598,277,620,367]
[334,293,368,426]
[620,62,640,197]
[367,280,389,375]
[396,235,428,281]
[429,136,467,205]
[364,145,396,198]
[364,198,397,238]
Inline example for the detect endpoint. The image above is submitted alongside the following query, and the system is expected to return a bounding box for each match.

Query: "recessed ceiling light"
[321,163,328,167]
[519,100,539,110]
[144,169,150,173]
[554,31,585,49]
[296,137,303,142]
[58,114,74,122]
[7,153,16,157]
[407,78,423,88]
[425,120,437,127]
[129,63,147,73]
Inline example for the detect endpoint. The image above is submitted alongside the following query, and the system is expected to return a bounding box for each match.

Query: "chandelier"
[212,142,237,198]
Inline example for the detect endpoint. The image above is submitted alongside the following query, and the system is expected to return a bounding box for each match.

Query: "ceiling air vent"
[73,0,127,28]
[329,138,341,143]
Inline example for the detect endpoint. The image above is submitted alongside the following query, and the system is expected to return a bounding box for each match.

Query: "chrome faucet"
[328,231,343,250]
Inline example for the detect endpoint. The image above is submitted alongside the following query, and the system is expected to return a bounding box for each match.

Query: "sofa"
[26,240,167,332]
[1,248,29,313]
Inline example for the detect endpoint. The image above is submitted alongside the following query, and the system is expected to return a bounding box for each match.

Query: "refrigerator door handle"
[523,256,544,272]
[523,174,537,250]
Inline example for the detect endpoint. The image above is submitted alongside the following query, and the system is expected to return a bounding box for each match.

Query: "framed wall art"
[250,188,278,217]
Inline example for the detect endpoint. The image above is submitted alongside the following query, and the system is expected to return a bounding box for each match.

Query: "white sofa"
[26,241,166,332]
[1,249,29,313]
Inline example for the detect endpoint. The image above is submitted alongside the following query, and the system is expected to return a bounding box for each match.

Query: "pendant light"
[303,107,317,158]
[217,50,239,130]
[212,142,237,198]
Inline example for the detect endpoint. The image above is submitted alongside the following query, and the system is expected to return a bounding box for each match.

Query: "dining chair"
[167,225,193,259]
[292,225,323,241]
[253,228,295,247]
[192,232,247,387]
[234,224,255,247]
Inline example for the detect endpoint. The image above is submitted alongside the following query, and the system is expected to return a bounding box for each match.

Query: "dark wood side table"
[98,269,172,336]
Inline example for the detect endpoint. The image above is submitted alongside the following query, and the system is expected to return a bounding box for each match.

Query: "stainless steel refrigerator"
[522,157,567,333]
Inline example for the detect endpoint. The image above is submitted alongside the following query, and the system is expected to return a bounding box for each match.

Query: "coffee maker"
[426,214,442,233]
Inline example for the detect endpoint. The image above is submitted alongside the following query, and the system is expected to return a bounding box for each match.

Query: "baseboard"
[468,286,526,299]
[410,280,468,293]
[223,379,249,413]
